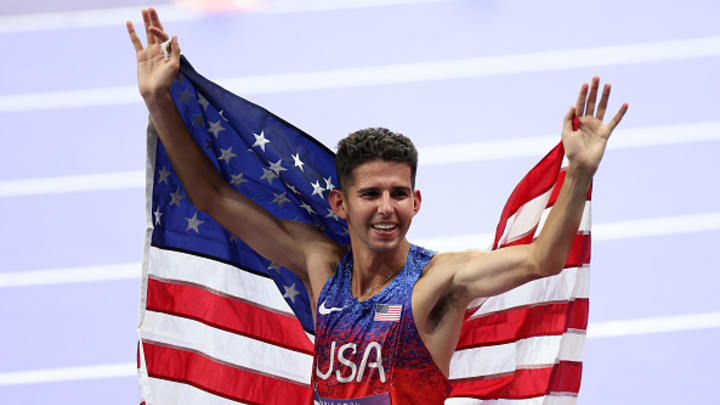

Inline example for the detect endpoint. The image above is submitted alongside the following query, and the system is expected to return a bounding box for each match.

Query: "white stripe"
[448,333,585,380]
[2,38,720,112]
[147,246,294,315]
[0,0,452,33]
[139,310,313,384]
[2,312,717,386]
[497,189,553,246]
[587,311,720,338]
[537,202,591,238]
[4,121,717,197]
[0,263,137,287]
[468,266,589,319]
[147,377,248,405]
[445,395,577,405]
[0,362,134,385]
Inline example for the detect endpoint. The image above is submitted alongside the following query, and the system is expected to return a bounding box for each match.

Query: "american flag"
[374,304,403,322]
[137,56,590,404]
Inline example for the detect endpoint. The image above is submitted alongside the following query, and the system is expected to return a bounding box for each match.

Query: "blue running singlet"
[312,244,451,404]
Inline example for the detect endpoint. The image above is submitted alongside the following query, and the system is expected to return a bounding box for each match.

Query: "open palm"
[561,77,629,175]
[127,8,177,99]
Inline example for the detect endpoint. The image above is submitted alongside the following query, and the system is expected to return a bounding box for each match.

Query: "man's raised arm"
[433,77,628,304]
[126,8,342,281]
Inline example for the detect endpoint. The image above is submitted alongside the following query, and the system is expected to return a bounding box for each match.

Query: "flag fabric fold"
[137,56,591,405]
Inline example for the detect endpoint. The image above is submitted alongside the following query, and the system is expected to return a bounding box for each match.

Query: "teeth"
[373,224,396,230]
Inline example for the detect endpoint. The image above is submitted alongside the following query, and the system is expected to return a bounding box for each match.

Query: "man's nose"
[377,193,393,215]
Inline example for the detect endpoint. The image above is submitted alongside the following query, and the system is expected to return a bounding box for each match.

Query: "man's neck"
[350,239,410,300]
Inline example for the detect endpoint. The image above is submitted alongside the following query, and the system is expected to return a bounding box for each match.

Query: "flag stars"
[185,212,205,233]
[154,206,163,225]
[271,192,291,208]
[230,172,248,186]
[170,187,185,207]
[268,262,281,271]
[157,165,171,185]
[218,146,237,165]
[260,167,278,184]
[282,283,301,304]
[192,113,205,127]
[291,153,304,172]
[299,201,316,215]
[197,93,210,111]
[219,110,229,121]
[325,208,340,221]
[177,87,194,105]
[311,180,325,199]
[252,131,270,152]
[208,119,226,138]
[323,177,335,191]
[286,183,301,195]
[268,159,287,176]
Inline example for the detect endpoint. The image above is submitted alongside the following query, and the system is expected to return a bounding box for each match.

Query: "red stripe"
[493,142,565,249]
[457,299,588,349]
[143,341,312,405]
[499,233,591,268]
[448,361,582,399]
[146,278,314,355]
[566,234,591,268]
[548,171,593,207]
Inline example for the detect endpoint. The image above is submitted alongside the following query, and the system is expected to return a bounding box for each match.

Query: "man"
[128,7,627,404]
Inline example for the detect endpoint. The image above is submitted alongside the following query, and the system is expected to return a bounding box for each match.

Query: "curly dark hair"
[335,127,418,190]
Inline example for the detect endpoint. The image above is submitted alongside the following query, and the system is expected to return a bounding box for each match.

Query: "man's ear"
[412,189,422,216]
[328,189,348,220]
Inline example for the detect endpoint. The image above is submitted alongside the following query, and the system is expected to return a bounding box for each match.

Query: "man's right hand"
[127,8,178,100]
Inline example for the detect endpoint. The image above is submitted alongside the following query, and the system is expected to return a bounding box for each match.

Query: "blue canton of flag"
[150,56,349,333]
[374,304,402,322]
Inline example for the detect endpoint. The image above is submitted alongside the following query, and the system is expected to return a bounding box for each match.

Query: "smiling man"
[128,7,627,404]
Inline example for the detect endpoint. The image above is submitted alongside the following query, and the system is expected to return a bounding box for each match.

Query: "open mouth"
[371,223,398,233]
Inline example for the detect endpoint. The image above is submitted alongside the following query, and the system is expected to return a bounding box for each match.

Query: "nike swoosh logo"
[318,300,345,315]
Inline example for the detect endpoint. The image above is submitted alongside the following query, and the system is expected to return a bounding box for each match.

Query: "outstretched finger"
[596,84,611,121]
[142,8,155,45]
[149,7,166,35]
[575,83,588,116]
[585,77,599,117]
[607,103,629,133]
[126,21,143,52]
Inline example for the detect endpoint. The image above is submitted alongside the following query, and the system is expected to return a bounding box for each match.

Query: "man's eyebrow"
[356,186,411,193]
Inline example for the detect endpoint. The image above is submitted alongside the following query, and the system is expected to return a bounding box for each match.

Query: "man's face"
[331,160,421,254]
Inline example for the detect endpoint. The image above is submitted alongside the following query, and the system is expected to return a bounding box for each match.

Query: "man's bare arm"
[127,9,342,281]
[431,77,628,305]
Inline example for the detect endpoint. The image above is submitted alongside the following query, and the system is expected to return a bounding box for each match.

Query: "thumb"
[171,36,181,59]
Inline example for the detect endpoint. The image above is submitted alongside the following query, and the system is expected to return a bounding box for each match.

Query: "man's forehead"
[351,161,413,187]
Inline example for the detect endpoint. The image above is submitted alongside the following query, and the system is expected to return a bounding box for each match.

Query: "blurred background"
[1,0,719,403]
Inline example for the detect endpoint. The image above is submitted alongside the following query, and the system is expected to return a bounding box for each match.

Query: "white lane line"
[0,263,138,287]
[2,311,718,385]
[413,212,720,252]
[0,170,145,197]
[587,312,720,338]
[0,0,452,33]
[0,362,135,386]
[1,121,718,197]
[3,212,719,288]
[2,36,719,112]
